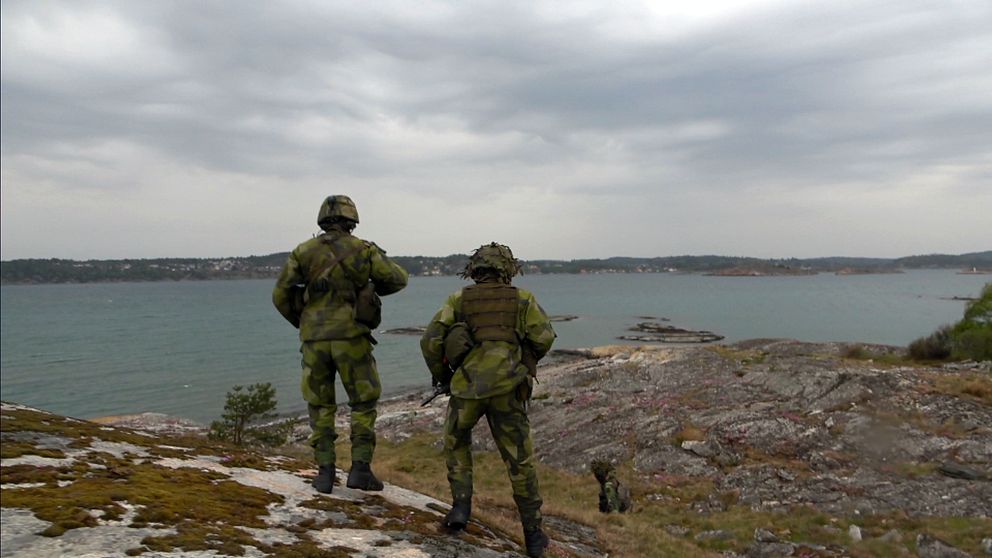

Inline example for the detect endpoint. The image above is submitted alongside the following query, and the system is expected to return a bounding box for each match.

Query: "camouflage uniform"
[273,196,408,469]
[420,244,556,537]
[591,459,632,513]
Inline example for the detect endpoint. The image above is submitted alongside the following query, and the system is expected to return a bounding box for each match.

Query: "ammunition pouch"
[354,282,382,329]
[443,322,475,372]
[310,277,330,294]
[286,284,307,328]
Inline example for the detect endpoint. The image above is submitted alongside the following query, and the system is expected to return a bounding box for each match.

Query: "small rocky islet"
[384,314,723,345]
[382,315,581,336]
[619,321,724,343]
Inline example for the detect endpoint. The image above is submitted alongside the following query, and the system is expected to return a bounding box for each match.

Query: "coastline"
[11,338,992,557]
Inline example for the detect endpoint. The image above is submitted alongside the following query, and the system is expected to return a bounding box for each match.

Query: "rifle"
[421,383,450,407]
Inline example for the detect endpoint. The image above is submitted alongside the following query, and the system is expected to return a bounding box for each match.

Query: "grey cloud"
[2,0,990,259]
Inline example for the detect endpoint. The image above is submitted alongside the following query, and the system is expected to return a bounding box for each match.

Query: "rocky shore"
[3,339,991,557]
[373,339,992,556]
[1,402,537,558]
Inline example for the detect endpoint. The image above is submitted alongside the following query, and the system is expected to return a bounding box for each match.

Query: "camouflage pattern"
[459,242,522,283]
[444,391,543,530]
[420,284,555,399]
[318,195,360,225]
[302,338,380,465]
[591,459,632,513]
[421,254,555,533]
[273,203,407,469]
[272,229,408,341]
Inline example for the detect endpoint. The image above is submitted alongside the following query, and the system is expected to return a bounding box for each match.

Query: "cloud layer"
[3,0,990,259]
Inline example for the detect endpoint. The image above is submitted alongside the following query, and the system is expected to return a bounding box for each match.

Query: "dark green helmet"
[317,195,359,228]
[460,242,521,282]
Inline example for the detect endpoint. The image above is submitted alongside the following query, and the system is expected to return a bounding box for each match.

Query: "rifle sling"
[306,238,366,298]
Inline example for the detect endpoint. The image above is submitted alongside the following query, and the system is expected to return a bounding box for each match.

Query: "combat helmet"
[460,242,522,283]
[317,195,359,229]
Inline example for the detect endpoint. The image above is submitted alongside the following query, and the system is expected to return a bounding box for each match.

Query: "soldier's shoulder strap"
[307,235,366,288]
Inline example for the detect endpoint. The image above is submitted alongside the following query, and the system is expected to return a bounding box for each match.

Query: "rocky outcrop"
[525,341,991,515]
[375,339,992,557]
[6,338,990,557]
[0,402,534,558]
[619,321,724,343]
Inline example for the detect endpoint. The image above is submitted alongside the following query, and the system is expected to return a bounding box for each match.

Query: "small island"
[619,321,724,343]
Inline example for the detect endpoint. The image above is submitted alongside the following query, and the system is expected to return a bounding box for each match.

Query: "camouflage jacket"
[420,283,556,399]
[272,230,408,341]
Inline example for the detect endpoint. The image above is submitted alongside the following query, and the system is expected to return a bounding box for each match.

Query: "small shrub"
[209,383,290,447]
[908,326,952,361]
[908,283,992,362]
[841,345,870,360]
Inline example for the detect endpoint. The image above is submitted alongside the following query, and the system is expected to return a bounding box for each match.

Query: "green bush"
[910,282,992,362]
[209,383,291,446]
[908,325,953,361]
[961,283,992,325]
[952,325,992,361]
[951,283,992,361]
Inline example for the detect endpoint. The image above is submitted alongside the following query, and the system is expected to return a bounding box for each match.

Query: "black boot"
[523,527,549,558]
[443,499,471,530]
[312,465,334,494]
[346,461,384,491]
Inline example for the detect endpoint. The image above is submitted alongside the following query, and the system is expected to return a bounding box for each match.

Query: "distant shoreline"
[3,267,990,287]
[4,268,990,287]
[3,251,990,285]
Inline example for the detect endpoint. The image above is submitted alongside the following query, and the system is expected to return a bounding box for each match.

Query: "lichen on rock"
[0,402,531,558]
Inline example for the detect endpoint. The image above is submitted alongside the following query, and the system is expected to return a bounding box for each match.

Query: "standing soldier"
[273,195,408,494]
[420,243,556,558]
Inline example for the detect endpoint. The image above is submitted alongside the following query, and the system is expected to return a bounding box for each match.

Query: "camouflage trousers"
[599,477,623,513]
[301,337,380,466]
[444,391,542,530]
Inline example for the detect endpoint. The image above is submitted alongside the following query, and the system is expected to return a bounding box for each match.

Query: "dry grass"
[672,424,707,445]
[708,345,768,365]
[332,435,717,557]
[927,371,992,405]
[336,433,992,558]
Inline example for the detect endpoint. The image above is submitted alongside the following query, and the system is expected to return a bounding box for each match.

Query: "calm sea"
[1,271,986,423]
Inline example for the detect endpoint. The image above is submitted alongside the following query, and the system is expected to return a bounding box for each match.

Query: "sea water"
[1,270,986,423]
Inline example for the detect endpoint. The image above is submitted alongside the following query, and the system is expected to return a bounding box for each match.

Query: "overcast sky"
[2,0,990,261]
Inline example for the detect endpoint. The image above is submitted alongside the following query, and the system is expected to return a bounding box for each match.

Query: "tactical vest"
[460,283,519,344]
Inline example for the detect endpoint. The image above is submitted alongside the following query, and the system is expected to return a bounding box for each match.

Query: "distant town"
[2,251,990,285]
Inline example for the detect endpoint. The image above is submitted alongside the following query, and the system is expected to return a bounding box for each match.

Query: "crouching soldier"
[590,459,632,513]
[420,243,556,558]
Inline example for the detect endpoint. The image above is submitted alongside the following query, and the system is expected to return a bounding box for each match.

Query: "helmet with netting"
[590,459,616,483]
[460,242,521,283]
